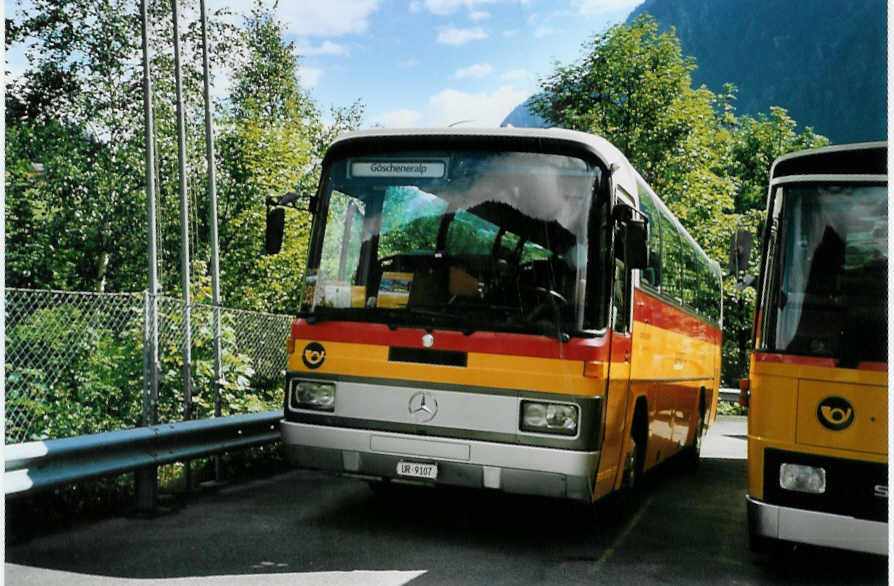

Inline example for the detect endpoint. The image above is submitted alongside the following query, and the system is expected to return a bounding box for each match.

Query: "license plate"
[396,461,438,480]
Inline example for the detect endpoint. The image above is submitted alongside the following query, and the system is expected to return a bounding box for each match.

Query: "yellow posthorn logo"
[302,342,326,369]
[817,397,854,431]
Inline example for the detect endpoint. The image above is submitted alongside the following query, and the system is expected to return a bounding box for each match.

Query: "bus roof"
[770,141,887,180]
[328,127,641,199]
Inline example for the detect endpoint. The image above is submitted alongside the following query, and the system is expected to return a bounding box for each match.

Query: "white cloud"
[574,0,643,16]
[418,0,497,16]
[454,63,493,79]
[437,26,487,45]
[409,0,424,12]
[501,69,532,82]
[502,29,519,37]
[429,85,531,127]
[296,41,348,56]
[254,0,380,37]
[468,10,490,21]
[374,109,424,128]
[534,25,556,38]
[299,67,323,88]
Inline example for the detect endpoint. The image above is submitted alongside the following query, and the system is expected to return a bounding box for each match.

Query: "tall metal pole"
[138,0,160,514]
[200,0,225,483]
[172,0,194,490]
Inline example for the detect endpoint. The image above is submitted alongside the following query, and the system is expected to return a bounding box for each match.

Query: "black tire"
[623,411,647,495]
[683,409,705,472]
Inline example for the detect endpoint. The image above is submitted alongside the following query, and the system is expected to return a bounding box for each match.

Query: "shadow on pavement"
[6,450,887,585]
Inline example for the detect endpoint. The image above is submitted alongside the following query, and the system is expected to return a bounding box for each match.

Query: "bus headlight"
[291,380,335,411]
[520,401,578,435]
[779,463,826,494]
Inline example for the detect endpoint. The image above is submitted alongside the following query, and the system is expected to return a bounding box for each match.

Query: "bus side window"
[637,186,662,288]
[683,246,698,309]
[660,215,683,301]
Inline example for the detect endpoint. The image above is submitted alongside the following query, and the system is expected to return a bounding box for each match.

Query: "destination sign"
[350,160,446,178]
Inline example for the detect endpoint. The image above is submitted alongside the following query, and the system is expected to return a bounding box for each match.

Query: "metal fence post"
[137,0,160,515]
[137,291,159,513]
[199,0,225,486]
[171,0,194,493]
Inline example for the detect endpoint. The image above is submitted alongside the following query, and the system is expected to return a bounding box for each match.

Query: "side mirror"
[264,191,318,256]
[728,229,753,274]
[265,207,285,255]
[624,217,649,270]
[613,203,649,270]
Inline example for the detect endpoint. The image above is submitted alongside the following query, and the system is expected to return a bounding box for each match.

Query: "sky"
[4,0,642,128]
[266,0,642,128]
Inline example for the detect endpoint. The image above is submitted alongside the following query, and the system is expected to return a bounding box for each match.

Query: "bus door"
[595,190,636,499]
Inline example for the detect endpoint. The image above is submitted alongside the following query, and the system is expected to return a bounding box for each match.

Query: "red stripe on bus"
[856,362,887,372]
[755,354,887,371]
[633,289,721,345]
[290,319,609,361]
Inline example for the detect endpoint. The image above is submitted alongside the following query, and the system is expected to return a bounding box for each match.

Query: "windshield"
[761,183,887,367]
[302,150,602,337]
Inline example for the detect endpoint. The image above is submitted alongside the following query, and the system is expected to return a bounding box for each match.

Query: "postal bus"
[267,128,722,506]
[742,142,887,554]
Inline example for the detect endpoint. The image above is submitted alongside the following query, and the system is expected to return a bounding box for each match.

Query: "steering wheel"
[523,286,568,322]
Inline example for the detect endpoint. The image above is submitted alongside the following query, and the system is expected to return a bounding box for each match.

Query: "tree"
[533,17,706,181]
[727,106,828,214]
[5,0,241,294]
[5,0,361,308]
[215,3,363,312]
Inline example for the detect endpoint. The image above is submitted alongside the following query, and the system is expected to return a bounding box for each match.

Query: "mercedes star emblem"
[408,391,438,422]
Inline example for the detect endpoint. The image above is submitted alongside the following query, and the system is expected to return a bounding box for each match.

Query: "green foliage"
[4,296,276,443]
[5,305,143,442]
[5,0,362,312]
[717,400,746,416]
[212,3,363,313]
[726,107,829,214]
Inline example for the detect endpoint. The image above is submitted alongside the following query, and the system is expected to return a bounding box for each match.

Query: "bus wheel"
[623,437,639,490]
[683,401,706,472]
[623,427,646,492]
[624,402,647,492]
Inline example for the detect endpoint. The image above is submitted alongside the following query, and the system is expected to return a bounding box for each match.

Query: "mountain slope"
[501,98,548,128]
[628,0,886,143]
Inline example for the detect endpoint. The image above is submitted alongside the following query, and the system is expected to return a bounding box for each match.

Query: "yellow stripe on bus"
[289,339,598,395]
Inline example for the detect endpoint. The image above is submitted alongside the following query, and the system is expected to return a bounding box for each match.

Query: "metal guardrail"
[5,411,281,496]
[719,388,740,403]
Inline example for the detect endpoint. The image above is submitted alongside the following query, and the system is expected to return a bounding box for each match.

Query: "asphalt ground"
[5,416,888,585]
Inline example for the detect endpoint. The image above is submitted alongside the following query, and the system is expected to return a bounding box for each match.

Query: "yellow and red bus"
[743,142,887,554]
[269,128,721,506]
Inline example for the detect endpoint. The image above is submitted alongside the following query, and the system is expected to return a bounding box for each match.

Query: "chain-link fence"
[5,288,294,444]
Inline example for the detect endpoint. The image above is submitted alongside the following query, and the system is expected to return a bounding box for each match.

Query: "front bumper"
[746,495,888,555]
[281,420,599,501]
